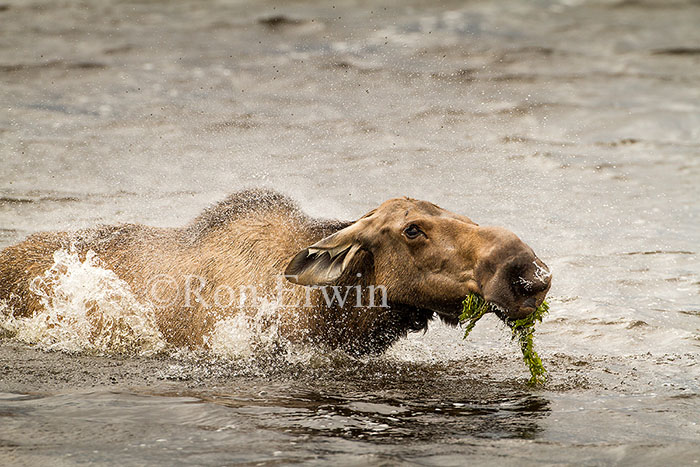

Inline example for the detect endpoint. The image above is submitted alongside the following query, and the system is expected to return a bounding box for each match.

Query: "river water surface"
[1,0,699,465]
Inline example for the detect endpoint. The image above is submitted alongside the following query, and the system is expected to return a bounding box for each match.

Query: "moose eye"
[403,224,424,239]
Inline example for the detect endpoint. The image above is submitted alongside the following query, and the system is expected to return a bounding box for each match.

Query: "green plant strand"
[459,294,550,385]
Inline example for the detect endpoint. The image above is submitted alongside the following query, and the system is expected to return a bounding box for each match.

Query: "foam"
[0,248,165,355]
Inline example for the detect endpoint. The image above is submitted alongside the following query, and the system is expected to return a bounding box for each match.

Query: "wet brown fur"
[0,189,551,354]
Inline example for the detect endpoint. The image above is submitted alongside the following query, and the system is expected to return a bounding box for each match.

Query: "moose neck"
[285,267,433,355]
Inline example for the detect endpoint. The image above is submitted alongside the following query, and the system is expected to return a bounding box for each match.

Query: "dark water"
[1,0,700,465]
[2,349,698,466]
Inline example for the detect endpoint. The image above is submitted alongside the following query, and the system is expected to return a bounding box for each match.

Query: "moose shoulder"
[0,189,551,354]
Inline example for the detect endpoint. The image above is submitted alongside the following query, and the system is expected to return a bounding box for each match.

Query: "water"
[1,0,699,464]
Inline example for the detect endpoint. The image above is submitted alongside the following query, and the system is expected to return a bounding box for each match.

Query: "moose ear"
[285,215,375,286]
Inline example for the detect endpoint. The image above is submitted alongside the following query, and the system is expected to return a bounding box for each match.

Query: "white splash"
[533,261,552,283]
[205,298,341,366]
[517,276,534,290]
[206,298,292,360]
[0,248,166,355]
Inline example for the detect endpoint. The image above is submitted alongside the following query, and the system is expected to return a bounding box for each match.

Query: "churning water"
[1,0,699,465]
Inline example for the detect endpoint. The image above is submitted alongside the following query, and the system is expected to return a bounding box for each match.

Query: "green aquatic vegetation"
[459,294,550,385]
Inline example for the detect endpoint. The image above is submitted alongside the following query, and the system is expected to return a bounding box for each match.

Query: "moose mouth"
[393,296,545,329]
[486,299,547,324]
[434,296,542,327]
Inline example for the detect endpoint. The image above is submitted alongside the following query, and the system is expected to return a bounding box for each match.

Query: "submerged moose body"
[0,189,551,354]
